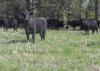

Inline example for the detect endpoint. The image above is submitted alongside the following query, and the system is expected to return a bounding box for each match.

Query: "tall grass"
[0,29,100,71]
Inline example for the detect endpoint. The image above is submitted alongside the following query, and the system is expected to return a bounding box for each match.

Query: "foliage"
[0,0,98,20]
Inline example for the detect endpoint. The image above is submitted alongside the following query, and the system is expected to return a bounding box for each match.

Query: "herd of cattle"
[0,17,21,31]
[66,19,99,34]
[0,12,100,42]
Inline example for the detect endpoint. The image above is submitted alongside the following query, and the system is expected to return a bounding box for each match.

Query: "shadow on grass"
[81,32,89,35]
[0,39,29,44]
[87,41,100,47]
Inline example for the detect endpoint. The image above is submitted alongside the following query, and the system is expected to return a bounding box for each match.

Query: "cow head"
[21,10,33,20]
[21,10,33,27]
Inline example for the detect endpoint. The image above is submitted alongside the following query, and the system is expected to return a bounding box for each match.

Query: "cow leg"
[27,34,29,41]
[14,28,17,32]
[3,27,6,32]
[13,28,15,31]
[85,29,89,35]
[4,28,7,32]
[5,27,8,32]
[13,27,17,32]
[5,24,8,32]
[3,26,5,32]
[43,31,46,40]
[32,32,35,43]
[96,28,98,34]
[87,30,89,35]
[92,30,95,34]
[15,26,18,32]
[26,32,30,41]
[40,32,43,40]
[3,26,7,32]
[73,27,76,29]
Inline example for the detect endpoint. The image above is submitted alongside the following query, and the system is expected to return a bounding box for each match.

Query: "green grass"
[0,29,100,71]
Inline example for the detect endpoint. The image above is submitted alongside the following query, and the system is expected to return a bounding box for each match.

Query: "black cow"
[0,16,18,31]
[80,19,98,34]
[47,19,64,29]
[15,15,25,28]
[66,19,81,29]
[17,18,25,28]
[97,20,100,28]
[6,18,18,31]
[58,21,64,28]
[0,17,8,31]
[22,11,47,42]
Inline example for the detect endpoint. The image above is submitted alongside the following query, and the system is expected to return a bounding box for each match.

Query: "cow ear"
[21,12,26,18]
[29,11,33,15]
[22,10,29,16]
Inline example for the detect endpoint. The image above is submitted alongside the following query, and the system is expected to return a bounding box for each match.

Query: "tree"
[95,0,99,20]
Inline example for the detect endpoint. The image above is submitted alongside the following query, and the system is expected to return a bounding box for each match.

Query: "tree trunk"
[26,0,31,11]
[95,0,98,20]
[85,10,88,19]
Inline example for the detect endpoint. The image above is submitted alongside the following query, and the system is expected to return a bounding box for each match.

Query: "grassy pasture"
[0,29,100,71]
